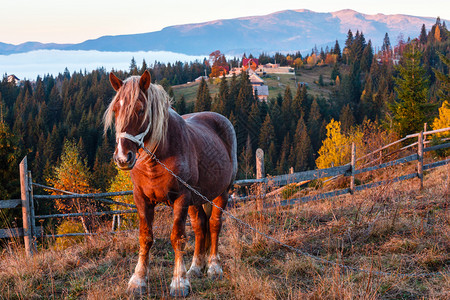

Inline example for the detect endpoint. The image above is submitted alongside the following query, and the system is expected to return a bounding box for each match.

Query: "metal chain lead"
[140,145,448,278]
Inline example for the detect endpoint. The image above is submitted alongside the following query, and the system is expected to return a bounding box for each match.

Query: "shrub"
[55,220,84,249]
[281,184,300,199]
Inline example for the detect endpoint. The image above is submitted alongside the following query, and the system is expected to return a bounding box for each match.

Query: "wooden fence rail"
[1,127,449,257]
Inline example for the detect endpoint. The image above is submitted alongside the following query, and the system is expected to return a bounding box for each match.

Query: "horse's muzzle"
[114,150,136,170]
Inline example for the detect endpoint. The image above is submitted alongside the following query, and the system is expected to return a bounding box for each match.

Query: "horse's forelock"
[103,77,171,151]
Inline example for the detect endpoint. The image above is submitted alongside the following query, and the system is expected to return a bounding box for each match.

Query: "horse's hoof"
[127,274,147,295]
[207,262,223,280]
[170,277,191,297]
[187,265,203,278]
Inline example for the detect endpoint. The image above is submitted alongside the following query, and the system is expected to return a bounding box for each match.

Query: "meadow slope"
[0,164,448,299]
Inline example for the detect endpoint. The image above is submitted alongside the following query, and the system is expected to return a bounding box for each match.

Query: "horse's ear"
[139,70,151,92]
[109,72,123,91]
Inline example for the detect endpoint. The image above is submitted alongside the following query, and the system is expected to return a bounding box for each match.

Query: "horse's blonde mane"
[103,76,171,152]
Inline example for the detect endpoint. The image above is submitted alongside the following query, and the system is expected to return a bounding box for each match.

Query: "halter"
[116,119,151,149]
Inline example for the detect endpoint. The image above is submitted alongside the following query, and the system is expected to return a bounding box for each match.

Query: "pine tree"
[333,40,342,60]
[381,33,391,53]
[291,84,305,121]
[258,113,275,151]
[140,59,148,74]
[235,72,254,118]
[174,95,187,115]
[0,106,22,200]
[129,57,138,75]
[307,98,323,152]
[360,40,373,72]
[247,103,262,151]
[0,113,22,228]
[331,63,340,81]
[293,116,313,171]
[419,24,428,45]
[392,45,435,136]
[339,104,355,133]
[238,135,254,179]
[265,141,277,175]
[276,133,291,174]
[194,77,211,112]
[434,52,450,103]
[281,85,293,135]
[344,29,354,64]
[212,76,229,115]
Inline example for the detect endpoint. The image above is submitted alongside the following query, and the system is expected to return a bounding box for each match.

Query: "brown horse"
[104,70,237,296]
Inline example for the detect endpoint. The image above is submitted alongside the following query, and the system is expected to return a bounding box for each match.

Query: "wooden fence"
[1,127,449,257]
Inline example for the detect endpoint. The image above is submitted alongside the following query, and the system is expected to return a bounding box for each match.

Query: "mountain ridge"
[0,9,444,56]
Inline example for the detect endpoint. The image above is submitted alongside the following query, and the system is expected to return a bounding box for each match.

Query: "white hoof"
[170,276,191,297]
[187,264,203,278]
[207,262,223,280]
[127,274,147,294]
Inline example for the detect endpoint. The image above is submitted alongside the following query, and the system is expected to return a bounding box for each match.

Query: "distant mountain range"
[0,9,444,56]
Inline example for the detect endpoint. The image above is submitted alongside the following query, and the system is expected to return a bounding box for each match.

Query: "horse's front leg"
[127,196,155,294]
[169,194,191,297]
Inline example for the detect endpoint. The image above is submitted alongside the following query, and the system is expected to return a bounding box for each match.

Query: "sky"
[1,0,449,45]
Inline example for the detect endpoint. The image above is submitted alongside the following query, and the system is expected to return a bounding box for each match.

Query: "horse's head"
[106,70,152,170]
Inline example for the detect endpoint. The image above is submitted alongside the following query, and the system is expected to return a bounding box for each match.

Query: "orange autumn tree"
[209,50,229,78]
[46,140,98,233]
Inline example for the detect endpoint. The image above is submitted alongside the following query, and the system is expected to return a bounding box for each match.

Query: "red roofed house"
[242,58,259,72]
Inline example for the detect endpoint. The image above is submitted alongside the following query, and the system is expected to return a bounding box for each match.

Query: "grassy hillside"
[1,163,448,299]
[172,66,334,104]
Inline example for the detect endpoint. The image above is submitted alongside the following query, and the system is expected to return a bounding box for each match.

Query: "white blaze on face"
[116,137,129,162]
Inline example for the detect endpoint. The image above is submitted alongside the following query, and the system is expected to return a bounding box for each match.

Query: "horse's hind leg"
[169,196,191,297]
[187,205,207,278]
[207,191,228,280]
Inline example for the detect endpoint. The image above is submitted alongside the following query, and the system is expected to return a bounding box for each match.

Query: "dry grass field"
[0,164,449,299]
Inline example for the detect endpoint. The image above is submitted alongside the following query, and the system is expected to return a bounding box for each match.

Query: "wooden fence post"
[350,142,356,194]
[423,123,427,149]
[28,171,37,238]
[256,148,265,211]
[20,156,36,257]
[417,131,424,191]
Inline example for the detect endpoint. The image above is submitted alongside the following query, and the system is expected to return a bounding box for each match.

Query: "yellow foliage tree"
[315,119,365,170]
[432,100,450,137]
[107,165,136,227]
[293,57,303,68]
[46,140,98,233]
[315,119,350,169]
[307,54,318,66]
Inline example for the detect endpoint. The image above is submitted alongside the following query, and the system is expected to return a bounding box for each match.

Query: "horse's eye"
[138,109,144,116]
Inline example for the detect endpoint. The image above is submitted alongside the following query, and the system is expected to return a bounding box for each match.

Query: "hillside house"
[249,74,269,102]
[264,63,280,68]
[242,58,259,72]
[7,75,20,85]
[195,76,208,82]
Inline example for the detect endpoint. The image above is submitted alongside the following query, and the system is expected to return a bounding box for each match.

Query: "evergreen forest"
[0,20,449,228]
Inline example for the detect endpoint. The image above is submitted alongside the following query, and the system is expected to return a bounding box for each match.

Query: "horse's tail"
[202,202,212,252]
